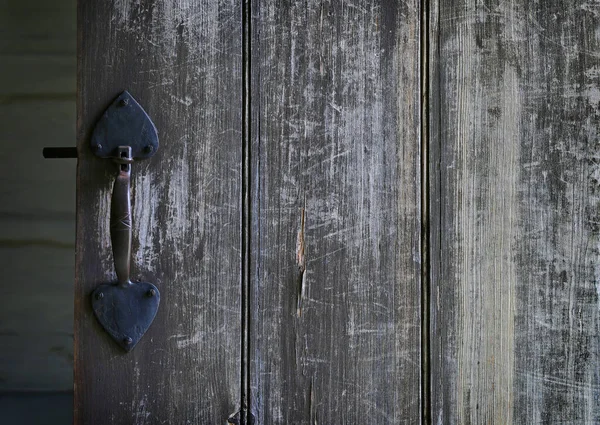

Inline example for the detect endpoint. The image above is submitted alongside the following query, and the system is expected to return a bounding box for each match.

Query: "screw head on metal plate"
[89,91,160,352]
[91,282,160,352]
[91,91,158,160]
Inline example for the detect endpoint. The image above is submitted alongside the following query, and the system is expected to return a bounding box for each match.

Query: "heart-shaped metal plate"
[91,282,160,352]
[91,91,159,160]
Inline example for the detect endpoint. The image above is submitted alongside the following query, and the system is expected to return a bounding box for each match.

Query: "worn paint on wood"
[75,1,241,423]
[430,0,600,423]
[72,0,600,422]
[249,1,422,423]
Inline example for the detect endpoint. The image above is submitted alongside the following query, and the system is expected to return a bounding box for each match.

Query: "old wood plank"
[0,0,76,392]
[0,55,75,97]
[430,0,600,423]
[0,392,73,425]
[249,1,422,423]
[0,0,76,55]
[75,1,242,423]
[0,0,76,97]
[0,47,75,393]
[0,101,76,240]
[0,245,74,391]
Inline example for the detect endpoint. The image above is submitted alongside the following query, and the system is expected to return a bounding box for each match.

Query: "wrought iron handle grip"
[89,91,160,352]
[111,146,133,286]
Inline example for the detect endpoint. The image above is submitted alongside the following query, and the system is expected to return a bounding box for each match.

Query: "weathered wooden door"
[75,1,600,424]
[429,1,600,423]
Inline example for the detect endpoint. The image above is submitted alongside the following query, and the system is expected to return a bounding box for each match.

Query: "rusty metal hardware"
[89,91,160,352]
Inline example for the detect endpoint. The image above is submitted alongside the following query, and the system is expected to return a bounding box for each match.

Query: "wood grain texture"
[0,392,73,425]
[430,0,600,423]
[0,0,76,97]
[0,0,75,55]
[75,1,242,423]
[0,106,75,392]
[0,245,74,391]
[0,0,76,392]
[1,56,75,97]
[249,1,422,423]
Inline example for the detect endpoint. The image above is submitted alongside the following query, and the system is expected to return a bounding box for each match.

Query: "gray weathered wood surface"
[249,1,422,423]
[0,0,76,392]
[75,1,242,423]
[430,0,600,423]
[71,0,600,423]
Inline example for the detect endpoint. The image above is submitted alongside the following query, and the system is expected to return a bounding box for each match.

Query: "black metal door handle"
[87,91,160,352]
[110,146,133,286]
[44,92,160,352]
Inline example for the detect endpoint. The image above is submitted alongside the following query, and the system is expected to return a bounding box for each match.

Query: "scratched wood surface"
[430,0,600,423]
[249,1,422,423]
[75,1,242,423]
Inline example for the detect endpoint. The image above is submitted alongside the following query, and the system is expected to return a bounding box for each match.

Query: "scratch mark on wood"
[309,376,316,425]
[297,204,306,318]
[250,0,421,423]
[76,1,242,423]
[430,0,600,423]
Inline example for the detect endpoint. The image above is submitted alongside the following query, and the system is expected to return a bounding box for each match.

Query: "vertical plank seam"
[421,0,431,423]
[241,0,252,423]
